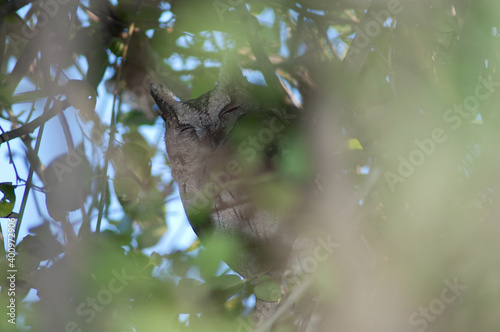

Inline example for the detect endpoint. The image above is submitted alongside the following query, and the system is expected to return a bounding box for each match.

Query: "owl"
[150,62,296,280]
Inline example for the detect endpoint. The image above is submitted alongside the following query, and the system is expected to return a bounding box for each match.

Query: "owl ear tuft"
[150,83,181,123]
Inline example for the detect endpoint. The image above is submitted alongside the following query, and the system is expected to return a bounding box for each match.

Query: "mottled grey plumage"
[150,62,292,279]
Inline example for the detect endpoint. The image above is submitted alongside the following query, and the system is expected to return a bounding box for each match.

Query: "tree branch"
[236,5,296,111]
[0,99,70,145]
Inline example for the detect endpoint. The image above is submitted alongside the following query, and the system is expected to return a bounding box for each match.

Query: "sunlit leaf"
[109,37,126,57]
[0,182,16,217]
[348,138,363,150]
[186,239,201,252]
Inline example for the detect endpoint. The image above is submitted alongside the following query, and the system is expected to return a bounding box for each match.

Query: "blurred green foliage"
[0,0,499,331]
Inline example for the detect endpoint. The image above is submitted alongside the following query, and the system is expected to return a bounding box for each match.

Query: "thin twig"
[0,124,21,179]
[4,107,44,180]
[96,21,136,233]
[16,123,44,242]
[57,112,75,152]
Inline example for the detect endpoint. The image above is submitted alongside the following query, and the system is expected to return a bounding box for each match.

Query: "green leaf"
[195,237,241,279]
[44,152,92,221]
[171,0,241,33]
[121,110,157,127]
[208,274,244,302]
[276,132,312,180]
[136,224,167,248]
[254,275,281,302]
[114,176,140,205]
[209,274,243,293]
[115,132,154,182]
[117,0,162,29]
[176,277,209,313]
[0,182,16,217]
[109,37,125,57]
[16,234,63,277]
[190,67,217,99]
[149,251,163,267]
[23,222,64,260]
[348,138,363,150]
[151,29,176,59]
[249,3,267,15]
[64,80,97,112]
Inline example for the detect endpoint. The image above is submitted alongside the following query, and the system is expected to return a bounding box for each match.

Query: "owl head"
[150,62,284,180]
[151,62,255,149]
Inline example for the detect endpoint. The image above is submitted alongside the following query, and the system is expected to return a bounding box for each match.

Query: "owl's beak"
[206,127,226,149]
